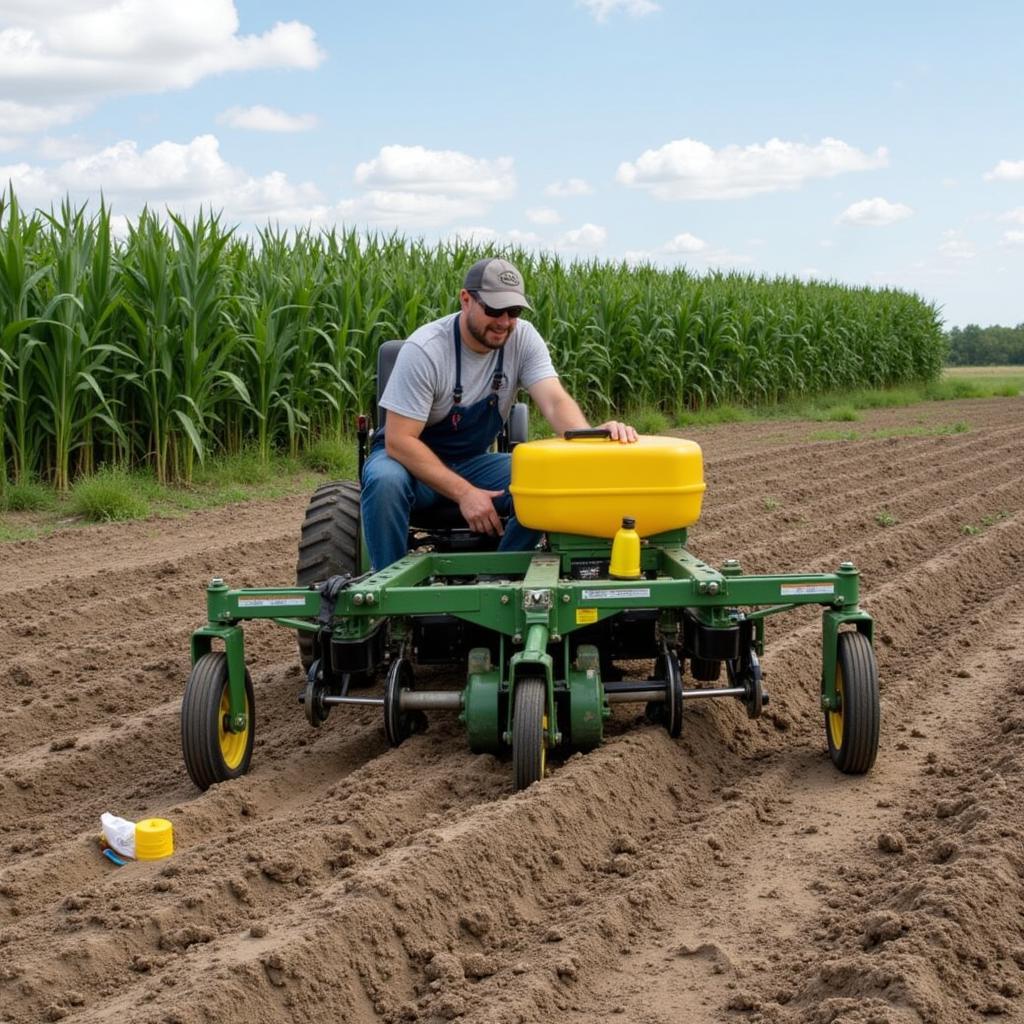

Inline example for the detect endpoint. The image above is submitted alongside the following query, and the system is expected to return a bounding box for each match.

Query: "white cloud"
[337,190,488,228]
[35,135,95,160]
[1000,230,1024,247]
[937,230,976,260]
[577,0,660,22]
[0,161,57,198]
[623,250,652,266]
[217,105,317,133]
[998,207,1024,225]
[558,222,607,248]
[984,159,1024,182]
[837,197,913,226]
[663,232,706,254]
[446,225,498,244]
[0,99,81,134]
[58,135,237,196]
[344,144,516,226]
[0,137,20,153]
[506,228,544,245]
[701,247,753,268]
[1,134,325,223]
[617,137,888,200]
[354,145,515,200]
[544,177,594,198]
[0,2,323,121]
[446,226,544,247]
[526,207,560,225]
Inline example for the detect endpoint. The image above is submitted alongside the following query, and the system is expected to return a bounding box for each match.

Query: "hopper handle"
[564,428,612,440]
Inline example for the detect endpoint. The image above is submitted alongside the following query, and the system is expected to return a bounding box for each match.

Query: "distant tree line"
[946,323,1024,365]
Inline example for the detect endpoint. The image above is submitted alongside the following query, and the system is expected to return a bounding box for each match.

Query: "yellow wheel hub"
[218,689,249,769]
[828,665,845,750]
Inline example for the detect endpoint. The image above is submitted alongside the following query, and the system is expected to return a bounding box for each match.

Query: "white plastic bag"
[100,812,136,859]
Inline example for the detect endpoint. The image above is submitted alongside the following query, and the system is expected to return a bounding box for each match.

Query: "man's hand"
[596,420,639,443]
[458,485,505,536]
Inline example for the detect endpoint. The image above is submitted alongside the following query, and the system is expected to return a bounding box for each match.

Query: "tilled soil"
[2,397,1023,1024]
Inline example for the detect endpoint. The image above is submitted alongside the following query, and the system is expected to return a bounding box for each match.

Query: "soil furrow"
[1,396,1022,1024]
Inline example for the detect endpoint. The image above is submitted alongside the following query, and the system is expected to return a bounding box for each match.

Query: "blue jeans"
[361,448,542,570]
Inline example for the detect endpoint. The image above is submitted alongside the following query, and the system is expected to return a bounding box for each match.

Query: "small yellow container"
[135,818,174,860]
[609,517,642,578]
[510,435,705,538]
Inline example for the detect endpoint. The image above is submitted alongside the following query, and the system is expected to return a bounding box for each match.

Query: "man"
[361,257,637,570]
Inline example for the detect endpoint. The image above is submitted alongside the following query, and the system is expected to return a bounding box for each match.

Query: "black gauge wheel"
[512,678,547,790]
[825,631,880,775]
[181,652,255,791]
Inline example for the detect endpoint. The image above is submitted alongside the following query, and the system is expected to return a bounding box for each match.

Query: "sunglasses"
[472,292,523,319]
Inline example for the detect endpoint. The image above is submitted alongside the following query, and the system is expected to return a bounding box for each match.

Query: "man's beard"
[464,309,512,350]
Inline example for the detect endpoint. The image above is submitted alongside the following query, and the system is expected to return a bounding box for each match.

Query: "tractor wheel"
[296,480,362,671]
[512,678,547,791]
[825,631,880,775]
[181,652,255,791]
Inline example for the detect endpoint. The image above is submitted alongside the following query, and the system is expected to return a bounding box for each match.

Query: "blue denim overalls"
[361,315,540,569]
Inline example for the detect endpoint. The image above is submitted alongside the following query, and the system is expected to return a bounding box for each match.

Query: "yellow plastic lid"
[135,817,174,860]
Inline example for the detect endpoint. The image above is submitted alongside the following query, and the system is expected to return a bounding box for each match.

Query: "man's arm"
[527,377,637,442]
[384,412,505,535]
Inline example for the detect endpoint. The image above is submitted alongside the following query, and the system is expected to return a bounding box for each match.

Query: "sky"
[1,0,1022,329]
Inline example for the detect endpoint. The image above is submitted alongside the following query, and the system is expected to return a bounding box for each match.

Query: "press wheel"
[742,649,765,719]
[181,652,255,791]
[660,649,684,737]
[512,678,547,790]
[303,659,330,727]
[826,631,880,774]
[383,658,426,746]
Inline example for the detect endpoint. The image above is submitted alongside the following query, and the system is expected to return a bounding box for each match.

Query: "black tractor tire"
[181,652,255,791]
[825,631,880,775]
[296,480,362,671]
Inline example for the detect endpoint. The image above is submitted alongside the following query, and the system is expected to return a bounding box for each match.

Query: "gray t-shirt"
[380,312,557,427]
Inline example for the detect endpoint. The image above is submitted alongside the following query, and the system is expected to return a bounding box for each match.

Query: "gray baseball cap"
[463,258,533,310]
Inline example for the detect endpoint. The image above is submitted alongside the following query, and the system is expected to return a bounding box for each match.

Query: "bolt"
[365,593,376,606]
[707,582,720,596]
[501,595,510,605]
[352,593,364,606]
[551,633,561,643]
[562,593,571,603]
[209,577,224,588]
[839,561,855,571]
[513,633,522,645]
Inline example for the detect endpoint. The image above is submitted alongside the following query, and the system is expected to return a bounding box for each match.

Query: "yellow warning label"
[575,608,599,625]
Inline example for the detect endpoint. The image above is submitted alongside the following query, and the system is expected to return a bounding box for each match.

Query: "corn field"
[0,190,945,488]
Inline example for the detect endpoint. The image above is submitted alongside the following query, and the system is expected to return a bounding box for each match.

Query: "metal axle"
[306,691,464,710]
[603,681,746,703]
